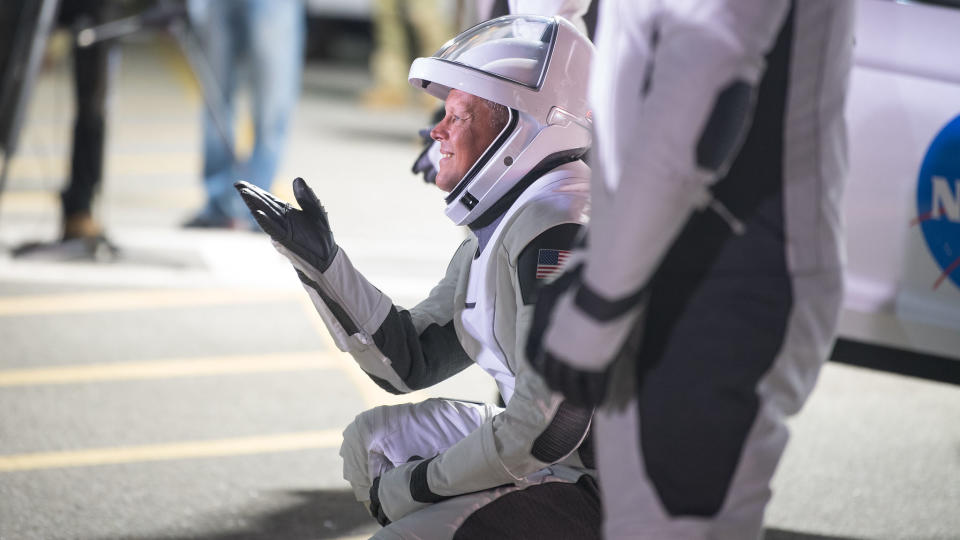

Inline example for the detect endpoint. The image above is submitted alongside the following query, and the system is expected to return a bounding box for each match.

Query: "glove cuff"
[410,456,451,503]
[377,459,431,523]
[541,283,645,373]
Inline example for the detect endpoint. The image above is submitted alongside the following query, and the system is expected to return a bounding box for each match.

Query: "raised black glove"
[234,178,338,272]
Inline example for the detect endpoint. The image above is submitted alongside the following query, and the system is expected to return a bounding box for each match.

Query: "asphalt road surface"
[1,39,957,540]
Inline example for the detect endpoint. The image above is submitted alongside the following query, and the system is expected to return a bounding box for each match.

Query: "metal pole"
[72,0,236,164]
[0,0,61,231]
[168,18,236,163]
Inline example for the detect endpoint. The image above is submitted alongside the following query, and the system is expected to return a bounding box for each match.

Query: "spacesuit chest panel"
[459,167,589,404]
[461,221,515,403]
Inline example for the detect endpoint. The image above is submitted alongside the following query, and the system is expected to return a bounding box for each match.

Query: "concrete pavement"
[0,38,957,540]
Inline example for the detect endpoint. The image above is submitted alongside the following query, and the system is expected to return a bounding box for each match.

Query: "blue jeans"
[189,0,305,223]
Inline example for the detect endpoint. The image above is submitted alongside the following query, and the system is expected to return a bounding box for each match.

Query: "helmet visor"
[432,15,557,89]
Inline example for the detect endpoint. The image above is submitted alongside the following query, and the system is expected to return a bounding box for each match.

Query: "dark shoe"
[62,212,103,241]
[183,212,232,229]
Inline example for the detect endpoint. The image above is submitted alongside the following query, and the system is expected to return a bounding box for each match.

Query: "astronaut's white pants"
[340,398,500,503]
[340,397,598,539]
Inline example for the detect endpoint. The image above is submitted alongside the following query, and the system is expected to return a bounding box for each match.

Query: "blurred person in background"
[506,0,589,33]
[0,0,116,252]
[183,0,305,230]
[361,0,453,109]
[459,0,590,32]
[55,0,115,245]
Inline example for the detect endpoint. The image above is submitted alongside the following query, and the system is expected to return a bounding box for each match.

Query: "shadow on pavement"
[119,488,379,540]
[765,528,868,540]
[89,487,868,540]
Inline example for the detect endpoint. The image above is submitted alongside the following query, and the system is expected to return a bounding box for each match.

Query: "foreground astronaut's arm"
[236,179,473,394]
[529,1,792,404]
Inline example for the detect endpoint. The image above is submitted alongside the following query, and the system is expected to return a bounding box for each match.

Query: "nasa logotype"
[914,114,960,291]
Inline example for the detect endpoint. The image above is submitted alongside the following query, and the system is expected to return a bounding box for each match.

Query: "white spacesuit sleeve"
[277,239,476,394]
[509,0,590,34]
[540,0,791,373]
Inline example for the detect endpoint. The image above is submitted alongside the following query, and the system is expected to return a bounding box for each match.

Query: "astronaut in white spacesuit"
[237,15,602,539]
[412,0,592,185]
[527,1,856,539]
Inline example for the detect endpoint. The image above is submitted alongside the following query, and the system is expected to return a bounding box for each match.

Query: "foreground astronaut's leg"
[595,402,779,540]
[340,398,500,504]
[558,1,855,537]
[596,272,843,540]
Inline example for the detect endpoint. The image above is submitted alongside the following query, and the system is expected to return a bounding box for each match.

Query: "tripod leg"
[168,20,235,164]
[0,0,61,234]
[0,153,10,215]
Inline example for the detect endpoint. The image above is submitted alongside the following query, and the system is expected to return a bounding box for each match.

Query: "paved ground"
[0,38,957,540]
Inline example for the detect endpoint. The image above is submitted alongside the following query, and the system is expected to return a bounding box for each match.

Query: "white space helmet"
[409,15,594,226]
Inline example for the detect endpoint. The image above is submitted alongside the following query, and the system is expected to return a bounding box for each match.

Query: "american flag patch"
[536,249,570,280]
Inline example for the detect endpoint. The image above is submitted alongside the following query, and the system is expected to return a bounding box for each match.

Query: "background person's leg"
[185,0,239,227]
[362,0,409,107]
[235,0,304,225]
[406,0,452,65]
[60,0,111,240]
[406,0,452,109]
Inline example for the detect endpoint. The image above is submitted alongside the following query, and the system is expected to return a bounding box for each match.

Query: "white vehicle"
[839,0,960,375]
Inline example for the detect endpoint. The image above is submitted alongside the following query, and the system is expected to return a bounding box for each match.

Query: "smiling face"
[430,89,505,193]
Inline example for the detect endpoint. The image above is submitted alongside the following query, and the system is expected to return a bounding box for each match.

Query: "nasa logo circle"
[916,115,960,290]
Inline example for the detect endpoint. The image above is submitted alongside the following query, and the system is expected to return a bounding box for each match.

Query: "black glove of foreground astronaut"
[235,178,338,272]
[526,244,649,408]
[526,264,613,408]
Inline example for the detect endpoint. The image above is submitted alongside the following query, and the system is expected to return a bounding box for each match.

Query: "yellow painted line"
[236,112,254,157]
[297,296,430,409]
[0,430,342,472]
[99,187,203,209]
[8,152,196,178]
[107,152,197,176]
[0,289,300,317]
[159,39,200,104]
[4,155,67,180]
[0,188,201,212]
[0,190,59,212]
[0,351,335,387]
